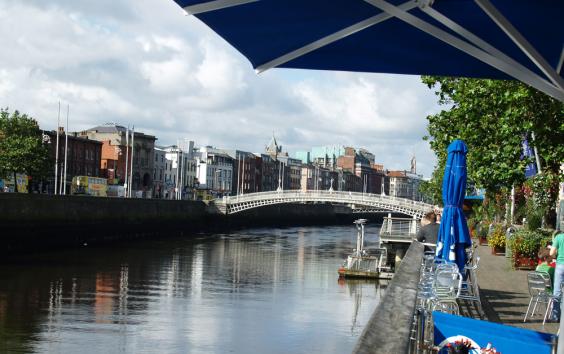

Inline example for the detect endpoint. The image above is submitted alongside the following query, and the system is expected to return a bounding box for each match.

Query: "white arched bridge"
[213,190,433,218]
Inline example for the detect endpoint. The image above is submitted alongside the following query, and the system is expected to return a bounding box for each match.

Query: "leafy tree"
[0,108,51,184]
[421,77,564,226]
[419,169,442,205]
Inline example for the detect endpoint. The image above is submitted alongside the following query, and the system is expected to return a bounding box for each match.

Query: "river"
[0,225,386,354]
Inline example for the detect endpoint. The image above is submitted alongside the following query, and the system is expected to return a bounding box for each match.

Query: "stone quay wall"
[0,194,365,253]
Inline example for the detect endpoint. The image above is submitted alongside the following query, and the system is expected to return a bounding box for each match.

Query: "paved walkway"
[473,243,559,334]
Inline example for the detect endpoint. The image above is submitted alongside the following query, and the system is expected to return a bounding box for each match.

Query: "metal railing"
[215,190,433,218]
[380,216,420,243]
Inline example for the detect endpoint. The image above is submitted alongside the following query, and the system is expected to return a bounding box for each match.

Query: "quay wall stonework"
[0,195,366,253]
[0,194,208,253]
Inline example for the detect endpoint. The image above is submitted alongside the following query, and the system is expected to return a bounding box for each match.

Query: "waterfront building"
[225,150,262,195]
[295,145,346,169]
[355,162,385,195]
[44,129,102,194]
[81,124,156,197]
[339,169,362,192]
[386,170,423,200]
[334,147,384,194]
[276,156,302,190]
[336,147,357,172]
[300,165,338,192]
[161,142,197,200]
[257,153,279,192]
[153,147,166,199]
[265,134,302,190]
[195,146,233,197]
[358,148,375,164]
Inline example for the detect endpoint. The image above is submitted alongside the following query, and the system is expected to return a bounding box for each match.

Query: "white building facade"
[195,146,233,197]
[160,141,197,200]
[153,147,166,199]
[387,170,423,201]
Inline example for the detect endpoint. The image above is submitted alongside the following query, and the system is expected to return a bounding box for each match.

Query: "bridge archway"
[214,190,433,219]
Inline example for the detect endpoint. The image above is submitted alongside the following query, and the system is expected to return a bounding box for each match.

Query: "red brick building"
[45,129,103,194]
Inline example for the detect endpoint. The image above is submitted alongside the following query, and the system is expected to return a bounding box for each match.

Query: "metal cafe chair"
[524,271,554,325]
[459,256,483,315]
[431,268,462,315]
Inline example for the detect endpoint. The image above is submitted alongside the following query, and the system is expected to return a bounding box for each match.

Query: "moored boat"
[338,219,393,279]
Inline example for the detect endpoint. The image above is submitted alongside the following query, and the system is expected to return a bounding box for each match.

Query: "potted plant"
[507,229,551,269]
[487,224,506,255]
[475,222,489,246]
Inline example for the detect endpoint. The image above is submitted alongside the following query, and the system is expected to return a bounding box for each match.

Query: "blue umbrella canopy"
[435,139,471,272]
[173,0,564,101]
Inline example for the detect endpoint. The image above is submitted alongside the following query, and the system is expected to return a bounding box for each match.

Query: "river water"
[0,225,386,354]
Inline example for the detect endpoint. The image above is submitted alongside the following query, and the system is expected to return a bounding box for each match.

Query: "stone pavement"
[472,243,559,334]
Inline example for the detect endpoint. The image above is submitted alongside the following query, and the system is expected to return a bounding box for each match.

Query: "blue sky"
[0,0,441,177]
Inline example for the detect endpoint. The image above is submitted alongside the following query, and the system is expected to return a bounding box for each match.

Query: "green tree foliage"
[422,77,563,191]
[0,108,50,180]
[421,77,564,226]
[419,170,442,205]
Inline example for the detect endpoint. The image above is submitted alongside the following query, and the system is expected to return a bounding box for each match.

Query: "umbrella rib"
[364,0,564,102]
[474,0,564,90]
[255,0,418,74]
[558,47,564,75]
[184,0,258,15]
[420,6,557,100]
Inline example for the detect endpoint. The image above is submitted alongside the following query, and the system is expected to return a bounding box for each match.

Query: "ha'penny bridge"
[214,190,432,218]
[213,190,432,243]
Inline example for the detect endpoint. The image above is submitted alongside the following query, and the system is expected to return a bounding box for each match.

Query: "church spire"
[266,132,282,157]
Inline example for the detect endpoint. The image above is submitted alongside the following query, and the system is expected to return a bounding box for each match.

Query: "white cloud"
[0,0,440,176]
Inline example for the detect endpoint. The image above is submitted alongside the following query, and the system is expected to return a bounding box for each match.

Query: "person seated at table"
[536,248,555,291]
[543,241,557,268]
[416,211,440,251]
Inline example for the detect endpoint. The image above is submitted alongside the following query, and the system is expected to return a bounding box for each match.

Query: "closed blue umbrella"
[435,139,471,272]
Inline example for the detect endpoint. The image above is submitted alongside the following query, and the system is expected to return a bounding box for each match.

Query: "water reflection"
[0,225,384,354]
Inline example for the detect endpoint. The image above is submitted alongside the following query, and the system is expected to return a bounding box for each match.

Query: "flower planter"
[513,254,537,270]
[491,246,504,255]
[479,236,488,246]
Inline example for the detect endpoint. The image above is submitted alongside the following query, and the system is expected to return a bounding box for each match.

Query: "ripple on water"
[2,225,384,354]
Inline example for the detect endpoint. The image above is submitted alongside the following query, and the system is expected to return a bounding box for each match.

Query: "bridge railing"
[218,190,432,212]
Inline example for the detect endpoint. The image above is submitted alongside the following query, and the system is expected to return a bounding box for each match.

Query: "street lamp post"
[54,102,60,195]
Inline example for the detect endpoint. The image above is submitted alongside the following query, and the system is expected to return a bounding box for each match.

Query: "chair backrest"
[465,256,481,272]
[435,263,458,273]
[527,271,552,296]
[434,269,462,298]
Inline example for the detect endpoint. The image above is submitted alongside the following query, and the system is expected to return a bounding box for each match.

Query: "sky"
[0,0,441,177]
